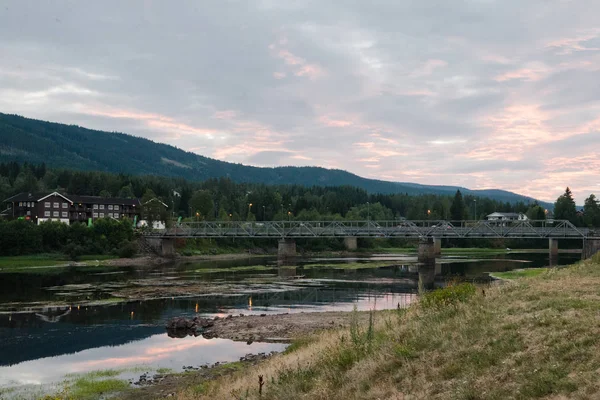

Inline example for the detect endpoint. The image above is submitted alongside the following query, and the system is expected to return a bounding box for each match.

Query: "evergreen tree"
[583,194,600,228]
[554,187,577,225]
[450,190,466,221]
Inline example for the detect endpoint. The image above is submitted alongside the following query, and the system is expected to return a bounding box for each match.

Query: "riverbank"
[0,246,576,273]
[166,254,600,399]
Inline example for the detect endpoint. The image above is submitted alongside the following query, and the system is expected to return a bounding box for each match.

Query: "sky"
[1,1,599,203]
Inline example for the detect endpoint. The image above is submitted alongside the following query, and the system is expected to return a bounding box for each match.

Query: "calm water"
[0,251,579,393]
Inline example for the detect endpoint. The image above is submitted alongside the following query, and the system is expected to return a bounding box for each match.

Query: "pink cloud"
[319,115,353,127]
[494,65,549,82]
[277,49,304,66]
[213,110,237,120]
[273,71,286,79]
[81,106,219,137]
[290,154,312,161]
[546,30,600,55]
[270,41,325,80]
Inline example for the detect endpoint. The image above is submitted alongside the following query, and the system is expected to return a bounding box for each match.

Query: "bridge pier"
[583,239,600,259]
[549,238,559,266]
[418,237,437,289]
[433,237,442,256]
[144,237,176,257]
[343,237,358,251]
[278,239,297,259]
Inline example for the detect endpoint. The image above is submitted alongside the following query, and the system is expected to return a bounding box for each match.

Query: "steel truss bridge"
[145,220,600,240]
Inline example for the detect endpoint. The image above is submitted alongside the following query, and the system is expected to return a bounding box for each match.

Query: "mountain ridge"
[0,112,552,208]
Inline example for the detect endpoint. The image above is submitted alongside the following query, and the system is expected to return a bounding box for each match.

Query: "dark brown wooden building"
[3,192,141,225]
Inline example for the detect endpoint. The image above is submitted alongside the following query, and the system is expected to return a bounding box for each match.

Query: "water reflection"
[0,334,286,386]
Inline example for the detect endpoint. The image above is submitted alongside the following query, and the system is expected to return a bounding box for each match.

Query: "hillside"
[0,113,549,207]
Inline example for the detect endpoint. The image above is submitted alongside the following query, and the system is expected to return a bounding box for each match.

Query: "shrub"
[118,241,138,258]
[420,283,477,309]
[63,243,84,261]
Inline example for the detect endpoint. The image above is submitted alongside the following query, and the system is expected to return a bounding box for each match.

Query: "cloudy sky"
[1,1,599,203]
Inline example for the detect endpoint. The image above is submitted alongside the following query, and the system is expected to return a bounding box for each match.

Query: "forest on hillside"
[0,112,548,204]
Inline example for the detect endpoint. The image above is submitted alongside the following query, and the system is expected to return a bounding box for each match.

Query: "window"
[62,203,68,209]
[114,205,119,211]
[93,204,98,210]
[108,205,113,210]
[100,205,105,210]
[19,202,23,207]
[45,202,50,208]
[53,202,59,208]
[93,212,98,218]
[53,211,59,217]
[26,211,31,216]
[44,211,50,217]
[62,212,68,218]
[100,213,105,218]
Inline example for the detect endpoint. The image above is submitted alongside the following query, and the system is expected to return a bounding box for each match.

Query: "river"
[0,251,579,397]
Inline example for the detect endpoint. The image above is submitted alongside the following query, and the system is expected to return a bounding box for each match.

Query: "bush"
[63,243,84,261]
[118,241,138,258]
[420,283,477,309]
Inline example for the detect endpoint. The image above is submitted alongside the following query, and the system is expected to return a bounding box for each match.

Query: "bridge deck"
[144,220,600,240]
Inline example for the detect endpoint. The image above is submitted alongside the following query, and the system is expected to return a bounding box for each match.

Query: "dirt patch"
[203,311,370,342]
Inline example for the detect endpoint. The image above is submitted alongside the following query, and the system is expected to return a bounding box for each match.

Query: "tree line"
[1,162,599,228]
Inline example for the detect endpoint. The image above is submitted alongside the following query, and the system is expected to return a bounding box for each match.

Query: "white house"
[486,212,528,221]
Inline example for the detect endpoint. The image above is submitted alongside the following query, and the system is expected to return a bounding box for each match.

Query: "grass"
[491,267,548,280]
[0,254,117,272]
[175,253,600,399]
[193,265,275,274]
[69,377,129,399]
[301,262,399,270]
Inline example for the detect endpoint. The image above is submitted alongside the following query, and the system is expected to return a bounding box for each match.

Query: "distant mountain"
[0,113,551,208]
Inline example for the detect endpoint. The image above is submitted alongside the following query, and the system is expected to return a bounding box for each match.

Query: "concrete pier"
[278,238,297,259]
[583,239,600,260]
[433,237,442,256]
[549,238,559,266]
[144,237,176,256]
[418,237,437,289]
[343,237,358,251]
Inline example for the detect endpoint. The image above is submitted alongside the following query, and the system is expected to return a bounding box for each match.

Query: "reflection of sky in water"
[208,292,416,316]
[0,334,286,386]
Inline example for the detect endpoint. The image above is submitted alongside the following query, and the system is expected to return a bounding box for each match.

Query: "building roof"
[487,212,522,217]
[70,195,141,206]
[3,192,48,202]
[143,198,169,208]
[3,192,140,206]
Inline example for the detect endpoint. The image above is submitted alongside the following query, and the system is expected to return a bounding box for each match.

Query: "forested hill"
[0,112,548,206]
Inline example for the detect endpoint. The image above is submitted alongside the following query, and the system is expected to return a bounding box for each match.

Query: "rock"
[165,316,214,337]
[226,314,233,320]
[260,314,267,317]
[246,337,254,345]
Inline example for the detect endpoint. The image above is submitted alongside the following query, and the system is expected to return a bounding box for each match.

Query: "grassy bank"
[177,254,600,399]
[0,254,116,272]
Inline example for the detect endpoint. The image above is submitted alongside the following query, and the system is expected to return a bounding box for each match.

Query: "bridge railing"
[142,219,597,239]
